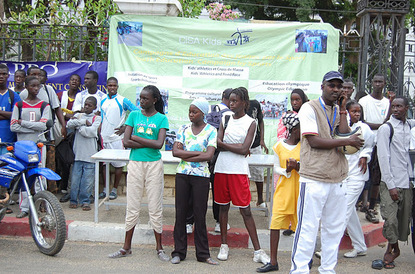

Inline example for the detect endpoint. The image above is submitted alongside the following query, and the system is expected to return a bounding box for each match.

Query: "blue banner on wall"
[1,61,108,93]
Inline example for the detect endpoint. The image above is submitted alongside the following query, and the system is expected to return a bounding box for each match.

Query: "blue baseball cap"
[322,71,344,83]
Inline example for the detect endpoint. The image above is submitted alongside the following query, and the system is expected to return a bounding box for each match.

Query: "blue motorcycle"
[0,140,66,256]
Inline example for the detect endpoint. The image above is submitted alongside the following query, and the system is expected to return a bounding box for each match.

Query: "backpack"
[43,85,56,121]
[17,101,48,119]
[8,89,15,107]
[55,132,75,165]
[386,121,412,144]
[206,104,230,129]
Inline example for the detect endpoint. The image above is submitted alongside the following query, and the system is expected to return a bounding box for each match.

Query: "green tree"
[178,0,206,18]
[408,0,415,31]
[1,0,120,61]
[225,0,357,28]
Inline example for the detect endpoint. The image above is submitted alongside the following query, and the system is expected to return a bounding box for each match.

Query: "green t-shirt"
[125,110,169,162]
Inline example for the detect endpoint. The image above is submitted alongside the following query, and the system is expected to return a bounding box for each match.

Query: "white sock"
[111,187,117,194]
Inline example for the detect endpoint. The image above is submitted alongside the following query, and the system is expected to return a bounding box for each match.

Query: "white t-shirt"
[358,95,389,128]
[73,89,106,112]
[214,114,256,175]
[298,101,319,136]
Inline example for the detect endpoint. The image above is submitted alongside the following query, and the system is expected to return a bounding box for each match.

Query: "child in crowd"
[57,73,81,199]
[66,96,101,211]
[0,64,21,153]
[214,87,270,265]
[10,76,51,218]
[11,69,26,94]
[277,89,308,141]
[257,113,301,273]
[108,85,170,262]
[342,100,374,258]
[0,64,21,214]
[170,98,218,265]
[276,88,308,236]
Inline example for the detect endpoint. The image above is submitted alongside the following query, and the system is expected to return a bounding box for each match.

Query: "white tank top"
[214,114,256,175]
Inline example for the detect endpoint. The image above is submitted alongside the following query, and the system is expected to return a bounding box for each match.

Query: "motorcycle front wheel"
[29,190,66,256]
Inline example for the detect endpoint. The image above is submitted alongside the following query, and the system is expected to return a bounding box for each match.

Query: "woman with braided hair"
[257,112,301,273]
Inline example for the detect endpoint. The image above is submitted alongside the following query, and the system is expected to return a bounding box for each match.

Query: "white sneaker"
[344,249,367,258]
[186,224,193,234]
[253,249,270,265]
[214,222,231,233]
[217,244,229,261]
[215,222,220,233]
[258,202,267,208]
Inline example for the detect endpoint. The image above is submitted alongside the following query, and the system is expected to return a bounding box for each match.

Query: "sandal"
[283,229,294,236]
[205,257,219,265]
[372,259,384,270]
[82,204,91,211]
[383,261,395,269]
[6,207,13,214]
[69,203,78,209]
[108,248,132,258]
[365,209,379,223]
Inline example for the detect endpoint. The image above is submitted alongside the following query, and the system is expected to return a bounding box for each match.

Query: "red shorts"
[214,173,251,208]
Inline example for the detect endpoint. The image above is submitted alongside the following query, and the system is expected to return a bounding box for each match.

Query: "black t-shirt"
[247,99,263,148]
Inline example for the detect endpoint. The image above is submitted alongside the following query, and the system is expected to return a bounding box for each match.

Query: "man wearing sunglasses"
[290,71,363,274]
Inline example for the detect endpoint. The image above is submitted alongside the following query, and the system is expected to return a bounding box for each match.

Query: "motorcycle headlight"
[28,154,39,163]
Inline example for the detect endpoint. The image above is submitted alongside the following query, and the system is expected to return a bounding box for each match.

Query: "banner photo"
[2,61,108,93]
[108,15,340,149]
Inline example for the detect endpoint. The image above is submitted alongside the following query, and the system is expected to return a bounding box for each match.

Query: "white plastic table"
[91,149,274,223]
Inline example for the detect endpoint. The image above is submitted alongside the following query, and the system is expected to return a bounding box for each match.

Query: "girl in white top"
[343,100,375,258]
[214,87,270,265]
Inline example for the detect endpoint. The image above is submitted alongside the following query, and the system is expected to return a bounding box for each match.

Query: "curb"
[339,222,386,250]
[0,217,73,237]
[0,217,386,251]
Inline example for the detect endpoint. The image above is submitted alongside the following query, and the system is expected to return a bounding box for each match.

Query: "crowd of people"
[1,64,413,272]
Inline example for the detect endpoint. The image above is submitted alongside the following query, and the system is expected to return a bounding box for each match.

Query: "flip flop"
[82,204,91,211]
[204,257,219,265]
[371,259,383,270]
[383,261,395,269]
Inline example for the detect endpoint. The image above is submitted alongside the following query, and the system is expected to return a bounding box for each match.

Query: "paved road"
[1,236,414,273]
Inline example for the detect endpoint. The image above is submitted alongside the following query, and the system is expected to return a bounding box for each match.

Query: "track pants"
[290,180,347,274]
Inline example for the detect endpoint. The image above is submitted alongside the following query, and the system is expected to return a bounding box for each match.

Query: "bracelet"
[339,110,347,115]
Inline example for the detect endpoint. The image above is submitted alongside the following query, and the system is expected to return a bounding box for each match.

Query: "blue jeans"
[70,161,94,205]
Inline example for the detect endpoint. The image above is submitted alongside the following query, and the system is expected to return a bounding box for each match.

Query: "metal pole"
[397,16,407,96]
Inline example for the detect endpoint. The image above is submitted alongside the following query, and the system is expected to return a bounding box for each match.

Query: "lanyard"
[319,97,336,135]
